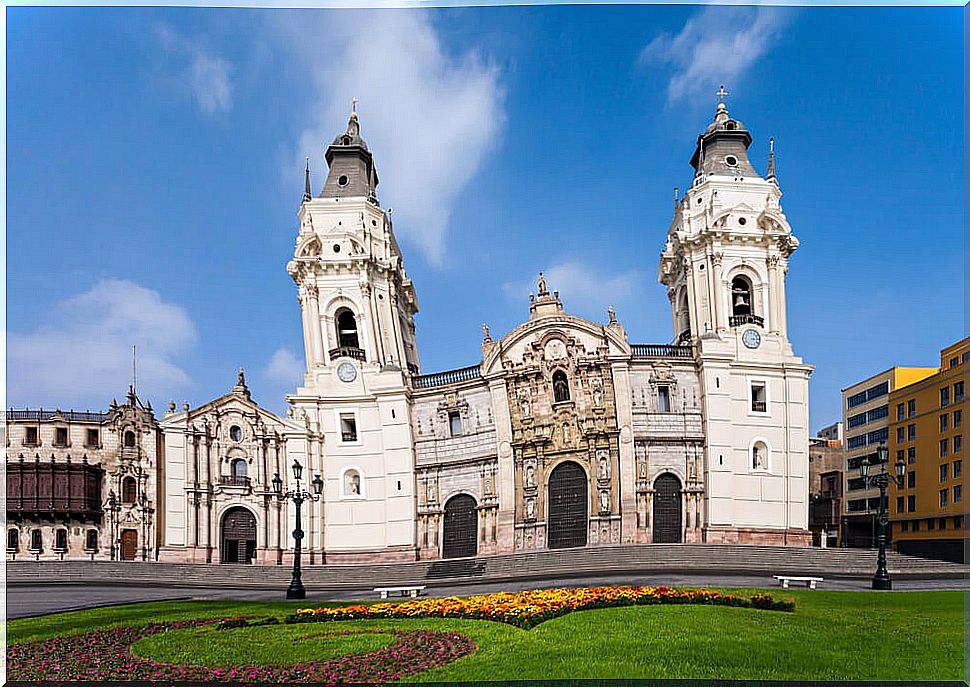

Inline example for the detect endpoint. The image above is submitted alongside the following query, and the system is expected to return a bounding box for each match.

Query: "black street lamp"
[105,489,120,561]
[273,460,323,600]
[858,444,906,590]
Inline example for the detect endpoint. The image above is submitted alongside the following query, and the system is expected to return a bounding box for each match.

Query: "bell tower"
[658,87,814,544]
[286,103,421,561]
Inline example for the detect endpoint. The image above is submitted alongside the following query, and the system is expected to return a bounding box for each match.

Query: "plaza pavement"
[8,572,969,619]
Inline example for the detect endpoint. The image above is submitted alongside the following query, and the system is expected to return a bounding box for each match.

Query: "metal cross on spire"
[716,85,729,105]
[351,97,359,114]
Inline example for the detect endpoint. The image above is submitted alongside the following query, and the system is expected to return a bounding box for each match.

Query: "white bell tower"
[658,87,814,544]
[286,103,420,562]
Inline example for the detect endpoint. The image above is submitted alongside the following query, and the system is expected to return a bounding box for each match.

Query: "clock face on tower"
[742,328,762,349]
[337,362,358,383]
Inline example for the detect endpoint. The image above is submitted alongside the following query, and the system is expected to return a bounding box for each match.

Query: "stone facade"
[6,97,815,563]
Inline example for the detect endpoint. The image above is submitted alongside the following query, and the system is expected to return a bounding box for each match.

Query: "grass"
[7,589,966,681]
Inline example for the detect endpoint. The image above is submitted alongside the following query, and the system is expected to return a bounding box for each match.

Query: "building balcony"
[329,346,366,362]
[751,400,767,413]
[218,475,251,487]
[729,314,764,327]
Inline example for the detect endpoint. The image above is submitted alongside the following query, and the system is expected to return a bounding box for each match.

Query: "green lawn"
[7,590,966,681]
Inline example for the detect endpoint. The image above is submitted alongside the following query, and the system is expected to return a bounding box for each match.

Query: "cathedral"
[6,96,813,564]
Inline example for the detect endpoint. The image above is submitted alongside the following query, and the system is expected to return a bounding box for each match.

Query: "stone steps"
[9,545,967,591]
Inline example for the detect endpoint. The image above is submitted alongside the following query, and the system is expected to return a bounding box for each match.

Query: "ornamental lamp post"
[273,460,323,600]
[858,444,906,590]
[106,489,119,561]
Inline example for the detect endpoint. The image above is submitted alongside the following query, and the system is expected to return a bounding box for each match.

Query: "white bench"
[773,575,823,590]
[373,585,426,599]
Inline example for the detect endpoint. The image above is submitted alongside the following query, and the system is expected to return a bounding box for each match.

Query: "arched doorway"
[221,507,256,564]
[442,494,478,559]
[652,473,683,543]
[548,461,588,549]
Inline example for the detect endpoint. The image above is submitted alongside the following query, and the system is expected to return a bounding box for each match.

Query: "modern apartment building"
[888,338,968,563]
[840,367,937,547]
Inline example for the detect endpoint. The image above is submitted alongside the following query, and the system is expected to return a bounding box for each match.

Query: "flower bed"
[7,620,475,683]
[289,585,793,629]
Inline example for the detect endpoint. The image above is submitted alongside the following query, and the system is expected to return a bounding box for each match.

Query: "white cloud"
[155,23,234,115]
[273,11,505,266]
[8,279,197,409]
[640,7,793,105]
[503,261,644,319]
[263,347,305,386]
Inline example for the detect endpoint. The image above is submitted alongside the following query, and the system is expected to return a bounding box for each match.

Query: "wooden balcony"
[328,346,366,362]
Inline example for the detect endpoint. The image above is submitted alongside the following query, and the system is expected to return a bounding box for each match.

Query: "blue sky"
[6,5,964,432]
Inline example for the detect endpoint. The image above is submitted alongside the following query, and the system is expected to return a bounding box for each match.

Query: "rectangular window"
[939,489,948,508]
[750,382,767,413]
[85,429,99,447]
[955,381,965,402]
[847,391,868,409]
[901,521,909,532]
[868,428,888,445]
[913,520,920,532]
[951,357,960,368]
[908,424,917,441]
[954,484,963,503]
[896,496,905,513]
[30,530,42,550]
[953,460,962,478]
[54,427,68,447]
[908,446,916,464]
[846,477,867,491]
[868,405,889,422]
[847,434,867,450]
[896,449,905,463]
[939,517,947,530]
[896,403,905,421]
[940,439,949,458]
[907,399,917,418]
[448,411,462,437]
[954,435,962,454]
[896,427,905,443]
[657,386,671,413]
[955,410,963,428]
[848,412,868,429]
[868,382,889,401]
[908,471,916,489]
[941,387,950,408]
[85,529,98,550]
[339,413,358,443]
[939,464,948,481]
[54,529,68,551]
[25,426,39,446]
[956,515,964,529]
[928,517,936,530]
[908,494,916,512]
[940,414,949,432]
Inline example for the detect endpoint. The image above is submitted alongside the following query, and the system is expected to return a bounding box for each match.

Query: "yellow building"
[841,366,937,547]
[887,338,968,563]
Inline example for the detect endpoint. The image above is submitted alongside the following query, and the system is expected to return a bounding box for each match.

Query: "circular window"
[725,155,738,166]
[229,425,242,442]
[333,244,341,253]
[337,175,349,187]
[738,217,747,226]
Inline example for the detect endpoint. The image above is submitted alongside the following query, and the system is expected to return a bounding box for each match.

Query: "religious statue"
[525,464,536,488]
[599,490,610,513]
[427,481,436,503]
[537,272,548,296]
[638,460,648,479]
[592,380,603,408]
[345,471,361,496]
[753,445,766,470]
[598,454,609,480]
[562,423,571,444]
[526,497,536,520]
[482,323,491,342]
[484,471,494,495]
[519,389,531,418]
[607,306,616,324]
[553,374,570,403]
[238,368,246,386]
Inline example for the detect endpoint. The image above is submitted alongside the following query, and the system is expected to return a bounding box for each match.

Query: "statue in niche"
[345,471,361,496]
[427,481,436,503]
[592,379,604,408]
[753,445,767,470]
[526,497,536,520]
[562,423,571,444]
[525,464,536,488]
[519,389,531,418]
[599,490,610,513]
[484,471,494,495]
[598,453,609,480]
[638,460,648,480]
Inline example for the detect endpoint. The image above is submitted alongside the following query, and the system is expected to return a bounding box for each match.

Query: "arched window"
[7,529,19,552]
[731,276,753,317]
[552,370,570,403]
[124,430,136,448]
[335,309,360,349]
[231,459,248,480]
[122,476,137,504]
[30,530,42,551]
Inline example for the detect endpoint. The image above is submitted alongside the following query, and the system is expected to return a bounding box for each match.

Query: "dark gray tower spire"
[303,156,312,202]
[766,137,777,184]
[689,86,760,179]
[320,101,379,202]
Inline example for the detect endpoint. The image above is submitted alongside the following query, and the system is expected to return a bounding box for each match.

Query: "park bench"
[773,575,823,590]
[373,585,426,599]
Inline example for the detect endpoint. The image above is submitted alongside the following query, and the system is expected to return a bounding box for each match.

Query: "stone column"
[361,282,384,365]
[306,284,325,366]
[489,379,516,553]
[683,259,700,337]
[610,363,637,543]
[298,288,313,370]
[712,252,726,331]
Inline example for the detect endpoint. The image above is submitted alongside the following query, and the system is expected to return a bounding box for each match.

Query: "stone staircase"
[8,545,967,592]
